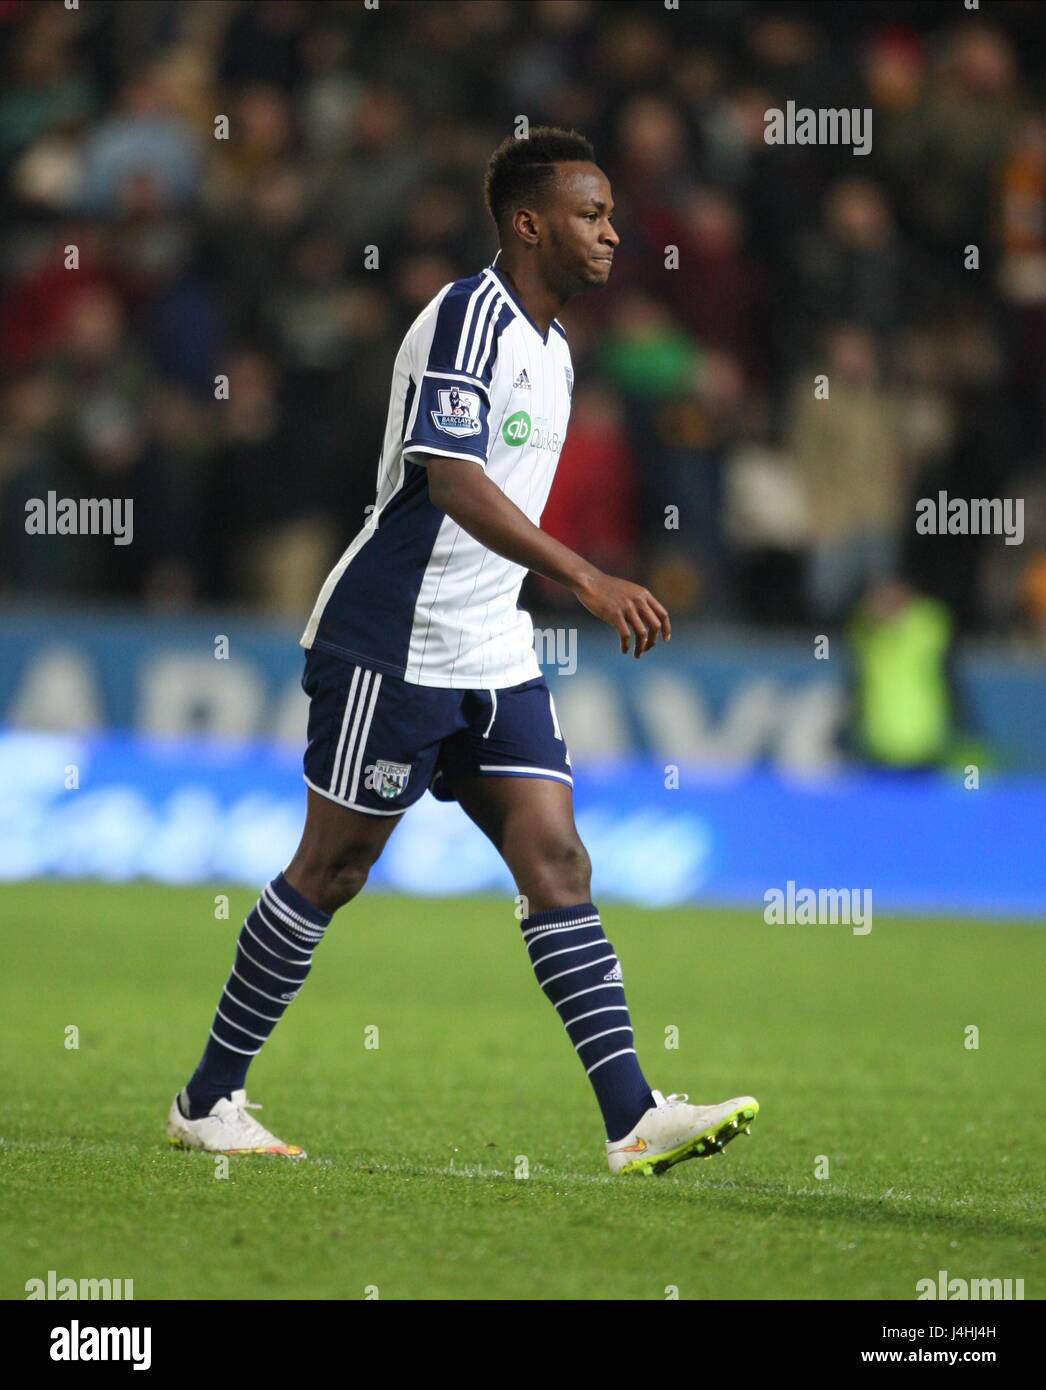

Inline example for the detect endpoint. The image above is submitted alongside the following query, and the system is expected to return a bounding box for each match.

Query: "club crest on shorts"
[366,758,412,800]
[431,386,482,437]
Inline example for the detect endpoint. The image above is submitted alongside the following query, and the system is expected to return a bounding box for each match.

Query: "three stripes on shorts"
[329,666,383,805]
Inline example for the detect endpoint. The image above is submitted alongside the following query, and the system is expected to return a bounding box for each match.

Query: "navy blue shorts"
[301,646,573,815]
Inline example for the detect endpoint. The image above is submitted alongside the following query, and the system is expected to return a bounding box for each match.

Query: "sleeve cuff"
[403,444,487,467]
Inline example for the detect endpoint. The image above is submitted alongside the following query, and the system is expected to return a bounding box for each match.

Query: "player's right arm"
[424,454,670,659]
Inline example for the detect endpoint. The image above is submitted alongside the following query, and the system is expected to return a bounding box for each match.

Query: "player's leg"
[283,785,401,915]
[451,759,659,1146]
[453,771,590,912]
[446,683,759,1175]
[168,650,457,1154]
[171,793,400,1137]
[455,773,758,1174]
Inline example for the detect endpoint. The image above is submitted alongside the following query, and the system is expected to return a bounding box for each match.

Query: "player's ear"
[512,207,541,248]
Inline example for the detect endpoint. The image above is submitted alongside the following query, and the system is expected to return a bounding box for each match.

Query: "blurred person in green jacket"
[848,577,959,769]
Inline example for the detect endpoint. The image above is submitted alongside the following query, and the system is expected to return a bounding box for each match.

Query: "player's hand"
[573,571,671,658]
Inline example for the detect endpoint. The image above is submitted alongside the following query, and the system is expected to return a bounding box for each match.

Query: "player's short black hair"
[484,126,596,233]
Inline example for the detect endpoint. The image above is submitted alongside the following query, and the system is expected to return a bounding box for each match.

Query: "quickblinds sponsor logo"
[502,410,532,446]
[530,426,563,454]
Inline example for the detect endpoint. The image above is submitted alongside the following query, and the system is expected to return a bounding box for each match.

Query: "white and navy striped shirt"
[301,254,574,688]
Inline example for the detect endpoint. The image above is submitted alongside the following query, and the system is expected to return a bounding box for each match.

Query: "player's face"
[543,163,619,292]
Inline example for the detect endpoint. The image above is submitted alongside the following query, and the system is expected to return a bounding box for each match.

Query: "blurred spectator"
[847,578,959,769]
[640,187,765,380]
[536,379,639,609]
[219,0,309,93]
[791,178,902,358]
[316,86,426,249]
[0,5,95,165]
[998,112,1046,458]
[77,70,201,216]
[0,370,73,594]
[788,325,905,625]
[902,25,1021,256]
[204,82,295,215]
[724,401,809,626]
[202,350,338,617]
[596,293,698,400]
[1018,547,1046,646]
[644,350,748,617]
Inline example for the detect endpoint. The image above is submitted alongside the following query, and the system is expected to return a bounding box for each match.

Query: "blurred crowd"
[3,0,1046,641]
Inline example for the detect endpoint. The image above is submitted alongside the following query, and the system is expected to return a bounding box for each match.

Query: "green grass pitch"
[1,881,1042,1300]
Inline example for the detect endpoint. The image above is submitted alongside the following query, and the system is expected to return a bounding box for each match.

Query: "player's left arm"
[424,454,670,658]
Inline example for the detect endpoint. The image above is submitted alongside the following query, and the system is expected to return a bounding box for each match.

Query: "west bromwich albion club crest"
[564,366,573,399]
[431,386,482,437]
[366,759,412,800]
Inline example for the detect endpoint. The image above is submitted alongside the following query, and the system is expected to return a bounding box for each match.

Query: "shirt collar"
[486,252,552,346]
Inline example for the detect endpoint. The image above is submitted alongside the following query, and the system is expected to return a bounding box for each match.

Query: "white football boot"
[166,1089,306,1159]
[607,1090,758,1176]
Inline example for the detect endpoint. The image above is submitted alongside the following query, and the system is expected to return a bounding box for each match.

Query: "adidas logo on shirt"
[513,368,531,389]
[603,963,623,982]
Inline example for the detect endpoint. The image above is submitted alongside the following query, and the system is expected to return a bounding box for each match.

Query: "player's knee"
[565,839,593,898]
[323,850,373,909]
[291,841,378,914]
[528,837,592,906]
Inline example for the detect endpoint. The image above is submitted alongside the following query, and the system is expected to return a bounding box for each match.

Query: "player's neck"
[494,258,563,339]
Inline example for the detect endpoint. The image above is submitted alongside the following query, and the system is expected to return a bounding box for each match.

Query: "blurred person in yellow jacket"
[848,577,958,769]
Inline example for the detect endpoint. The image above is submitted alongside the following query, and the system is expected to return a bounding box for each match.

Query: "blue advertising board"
[1,605,1046,772]
[3,729,1042,917]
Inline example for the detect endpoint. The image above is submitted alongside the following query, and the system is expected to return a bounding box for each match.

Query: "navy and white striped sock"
[521,901,655,1142]
[182,872,331,1119]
